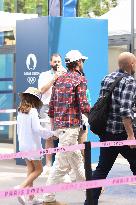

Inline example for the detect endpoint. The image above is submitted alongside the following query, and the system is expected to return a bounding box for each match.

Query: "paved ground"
[0,143,136,205]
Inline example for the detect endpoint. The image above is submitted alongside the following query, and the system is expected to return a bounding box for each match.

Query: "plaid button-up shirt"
[100,70,136,134]
[48,70,91,129]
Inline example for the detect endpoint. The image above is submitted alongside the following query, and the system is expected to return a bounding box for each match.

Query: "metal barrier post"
[84,141,94,205]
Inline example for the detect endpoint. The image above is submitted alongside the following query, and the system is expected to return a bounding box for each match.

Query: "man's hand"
[53,72,60,81]
[122,117,136,148]
[56,66,67,76]
[82,114,89,127]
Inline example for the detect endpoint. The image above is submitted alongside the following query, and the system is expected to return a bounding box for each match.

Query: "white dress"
[17,108,53,159]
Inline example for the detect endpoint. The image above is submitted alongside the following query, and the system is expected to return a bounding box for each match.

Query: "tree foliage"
[4,0,48,16]
[4,0,117,17]
[78,0,117,17]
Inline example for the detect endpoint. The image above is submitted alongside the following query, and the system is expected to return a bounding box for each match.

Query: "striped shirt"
[100,70,136,134]
[48,70,90,129]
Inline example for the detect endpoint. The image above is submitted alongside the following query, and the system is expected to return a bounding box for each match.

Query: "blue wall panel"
[16,17,49,165]
[16,17,49,94]
[16,16,108,164]
[48,17,108,162]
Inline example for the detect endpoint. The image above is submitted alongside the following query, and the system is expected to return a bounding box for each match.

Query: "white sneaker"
[26,198,43,204]
[43,199,56,204]
[43,193,56,203]
[42,165,51,177]
[17,195,26,205]
[14,185,26,205]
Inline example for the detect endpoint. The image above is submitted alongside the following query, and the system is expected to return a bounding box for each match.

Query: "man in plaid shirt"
[48,63,90,130]
[43,50,90,203]
[84,52,136,205]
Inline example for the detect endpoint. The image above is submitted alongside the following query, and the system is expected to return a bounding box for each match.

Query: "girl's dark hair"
[18,93,43,114]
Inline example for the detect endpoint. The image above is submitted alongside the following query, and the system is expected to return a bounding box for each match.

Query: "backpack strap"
[108,73,128,95]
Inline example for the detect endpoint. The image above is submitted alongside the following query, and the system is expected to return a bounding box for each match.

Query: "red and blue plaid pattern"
[48,71,90,129]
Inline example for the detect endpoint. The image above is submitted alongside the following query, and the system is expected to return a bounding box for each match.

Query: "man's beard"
[52,64,58,71]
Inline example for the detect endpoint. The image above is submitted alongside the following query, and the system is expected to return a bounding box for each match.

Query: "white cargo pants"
[43,127,85,202]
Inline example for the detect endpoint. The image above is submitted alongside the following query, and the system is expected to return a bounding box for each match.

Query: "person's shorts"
[39,104,51,129]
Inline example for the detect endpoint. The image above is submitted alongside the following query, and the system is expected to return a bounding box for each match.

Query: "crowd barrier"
[1,140,136,203]
[1,109,136,204]
[1,175,136,199]
[0,140,136,160]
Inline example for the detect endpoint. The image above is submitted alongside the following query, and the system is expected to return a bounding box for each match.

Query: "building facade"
[0,0,48,143]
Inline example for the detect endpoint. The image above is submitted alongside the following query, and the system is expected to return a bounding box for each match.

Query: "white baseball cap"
[65,50,88,63]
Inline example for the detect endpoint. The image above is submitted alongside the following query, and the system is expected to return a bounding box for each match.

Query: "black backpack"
[88,74,127,136]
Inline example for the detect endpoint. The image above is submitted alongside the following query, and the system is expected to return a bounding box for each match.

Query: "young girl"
[16,87,55,205]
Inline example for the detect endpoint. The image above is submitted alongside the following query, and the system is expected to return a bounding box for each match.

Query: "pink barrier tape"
[0,144,85,160]
[1,140,136,160]
[0,150,40,160]
[0,175,136,198]
[91,140,136,148]
[0,109,16,113]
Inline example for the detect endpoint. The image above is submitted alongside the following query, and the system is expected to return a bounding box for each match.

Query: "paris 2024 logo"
[24,53,39,84]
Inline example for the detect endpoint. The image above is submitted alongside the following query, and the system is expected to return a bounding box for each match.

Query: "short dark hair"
[50,53,61,61]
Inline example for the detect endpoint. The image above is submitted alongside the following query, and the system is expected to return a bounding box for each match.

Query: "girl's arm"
[31,109,54,139]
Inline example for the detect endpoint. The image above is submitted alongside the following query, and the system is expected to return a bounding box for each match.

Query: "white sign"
[24,53,40,84]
